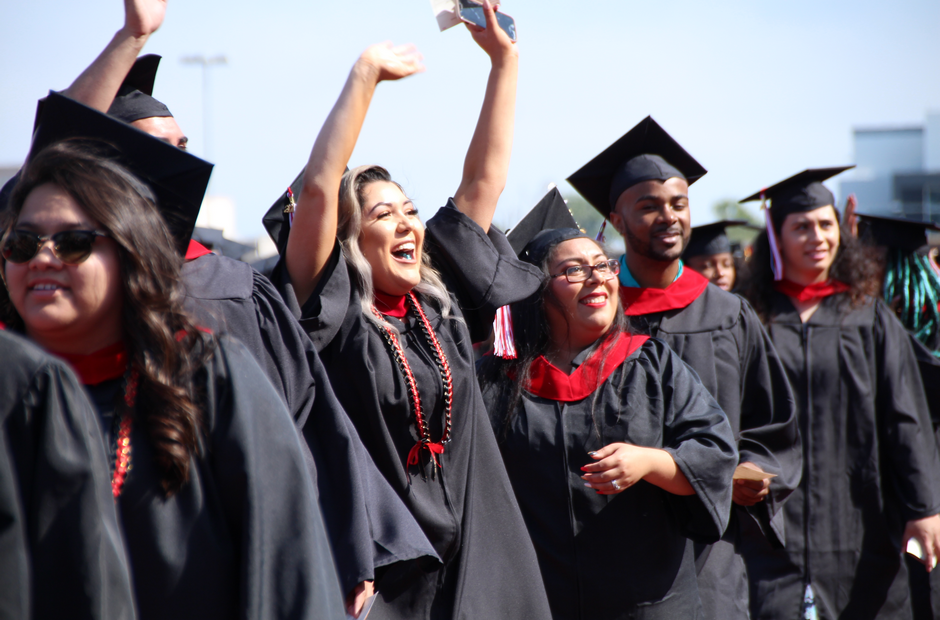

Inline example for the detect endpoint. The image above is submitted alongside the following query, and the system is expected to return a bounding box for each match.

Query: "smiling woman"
[477,226,738,619]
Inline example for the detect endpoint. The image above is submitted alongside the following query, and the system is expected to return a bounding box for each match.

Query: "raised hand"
[123,0,167,39]
[465,0,517,63]
[359,42,425,84]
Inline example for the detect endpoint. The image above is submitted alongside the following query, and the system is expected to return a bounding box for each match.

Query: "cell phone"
[456,0,517,42]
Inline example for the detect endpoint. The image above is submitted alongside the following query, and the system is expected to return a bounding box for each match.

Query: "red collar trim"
[774,279,849,302]
[185,240,213,261]
[374,290,408,318]
[0,321,5,330]
[621,268,709,316]
[525,332,649,402]
[53,341,128,386]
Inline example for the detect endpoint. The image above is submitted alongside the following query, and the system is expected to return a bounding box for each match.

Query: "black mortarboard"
[30,92,212,255]
[566,116,707,218]
[262,168,306,256]
[856,213,940,253]
[506,187,584,265]
[683,220,748,259]
[106,54,173,124]
[740,167,854,230]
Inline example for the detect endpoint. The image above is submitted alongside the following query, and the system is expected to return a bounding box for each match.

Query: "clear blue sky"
[3,1,939,240]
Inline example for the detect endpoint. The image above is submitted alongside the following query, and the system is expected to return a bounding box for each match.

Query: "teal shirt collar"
[618,254,683,288]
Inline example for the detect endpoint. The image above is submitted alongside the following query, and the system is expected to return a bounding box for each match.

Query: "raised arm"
[285,43,424,307]
[61,0,166,111]
[452,0,519,233]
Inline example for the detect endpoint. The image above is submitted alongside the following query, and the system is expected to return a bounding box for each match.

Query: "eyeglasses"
[551,259,620,283]
[1,230,110,264]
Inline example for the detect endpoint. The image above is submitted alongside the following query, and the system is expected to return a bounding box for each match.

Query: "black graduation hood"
[106,54,174,124]
[857,213,940,253]
[683,220,748,259]
[566,116,707,219]
[506,186,585,265]
[740,166,854,230]
[262,168,305,256]
[30,92,213,256]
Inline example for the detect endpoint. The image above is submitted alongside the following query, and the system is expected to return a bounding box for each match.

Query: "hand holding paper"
[732,462,775,506]
[904,515,940,572]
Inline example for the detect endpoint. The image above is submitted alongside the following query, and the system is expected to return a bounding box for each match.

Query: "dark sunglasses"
[551,259,621,283]
[1,229,110,264]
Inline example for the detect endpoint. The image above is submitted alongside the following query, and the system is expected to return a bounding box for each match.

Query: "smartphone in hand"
[457,0,517,41]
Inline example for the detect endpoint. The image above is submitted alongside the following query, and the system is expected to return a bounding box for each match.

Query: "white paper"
[429,0,461,32]
[346,593,377,620]
[906,538,938,569]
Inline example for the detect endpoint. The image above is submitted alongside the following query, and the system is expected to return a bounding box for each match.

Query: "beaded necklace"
[372,292,454,471]
[111,368,138,499]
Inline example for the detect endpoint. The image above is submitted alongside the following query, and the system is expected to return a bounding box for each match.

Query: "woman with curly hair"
[273,4,552,618]
[736,168,940,620]
[0,139,345,620]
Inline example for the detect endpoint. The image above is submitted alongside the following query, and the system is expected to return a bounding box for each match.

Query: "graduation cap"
[30,91,213,255]
[740,166,853,280]
[506,186,581,261]
[192,227,255,260]
[566,116,707,219]
[106,54,173,124]
[856,214,940,253]
[740,166,854,229]
[261,168,305,256]
[683,220,748,259]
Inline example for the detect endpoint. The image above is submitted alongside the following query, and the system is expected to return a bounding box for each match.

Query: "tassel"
[285,187,297,228]
[762,192,784,281]
[493,305,517,359]
[596,219,607,243]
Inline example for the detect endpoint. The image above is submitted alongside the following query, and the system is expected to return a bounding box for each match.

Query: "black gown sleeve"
[873,302,940,522]
[734,301,802,546]
[648,340,739,543]
[203,337,346,619]
[423,201,544,342]
[0,331,135,620]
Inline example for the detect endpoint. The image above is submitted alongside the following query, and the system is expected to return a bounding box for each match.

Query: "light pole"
[181,54,227,163]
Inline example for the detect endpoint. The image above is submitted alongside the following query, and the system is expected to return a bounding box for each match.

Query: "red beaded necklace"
[111,368,138,499]
[372,292,454,471]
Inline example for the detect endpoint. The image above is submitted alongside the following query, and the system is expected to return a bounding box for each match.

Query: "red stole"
[53,341,128,386]
[185,240,213,261]
[774,279,850,302]
[621,268,710,316]
[525,332,649,402]
[374,290,408,318]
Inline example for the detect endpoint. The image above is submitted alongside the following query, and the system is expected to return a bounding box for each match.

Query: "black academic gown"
[622,269,802,620]
[273,202,553,620]
[742,292,940,620]
[181,252,437,595]
[0,328,136,620]
[481,335,739,620]
[87,336,346,620]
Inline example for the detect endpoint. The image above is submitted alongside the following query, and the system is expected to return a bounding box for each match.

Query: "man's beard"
[623,221,686,262]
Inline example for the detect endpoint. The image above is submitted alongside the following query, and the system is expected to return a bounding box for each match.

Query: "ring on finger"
[611,480,621,491]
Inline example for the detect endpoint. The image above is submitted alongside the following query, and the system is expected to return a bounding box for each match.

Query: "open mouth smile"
[391,241,417,263]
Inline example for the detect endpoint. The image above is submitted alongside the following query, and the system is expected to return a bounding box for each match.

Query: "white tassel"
[762,192,784,281]
[492,305,517,359]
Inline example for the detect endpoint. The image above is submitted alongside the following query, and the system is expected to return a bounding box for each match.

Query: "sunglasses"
[1,229,110,264]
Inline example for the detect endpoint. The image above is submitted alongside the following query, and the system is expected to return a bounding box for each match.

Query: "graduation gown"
[273,202,553,620]
[0,328,136,620]
[181,250,437,595]
[621,267,802,619]
[86,336,346,620]
[481,335,739,620]
[742,292,940,620]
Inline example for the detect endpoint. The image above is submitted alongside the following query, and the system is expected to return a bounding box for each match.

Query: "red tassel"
[406,441,445,469]
[493,305,517,359]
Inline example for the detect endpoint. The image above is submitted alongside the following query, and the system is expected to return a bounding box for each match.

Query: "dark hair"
[1,140,212,496]
[478,237,630,441]
[736,214,879,322]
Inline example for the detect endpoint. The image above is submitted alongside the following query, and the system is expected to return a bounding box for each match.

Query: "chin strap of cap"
[762,191,785,281]
[493,305,517,359]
